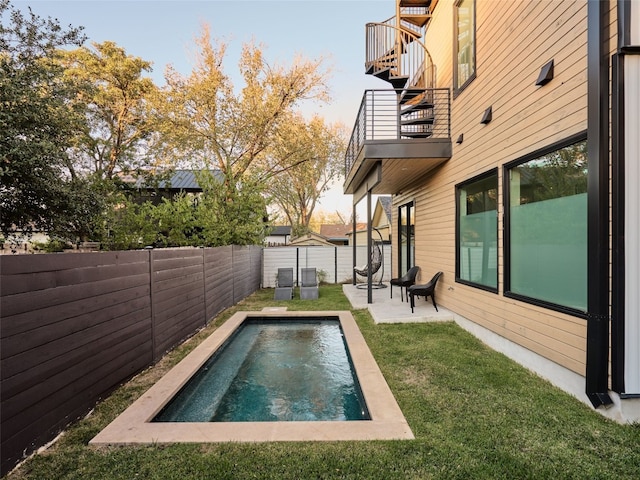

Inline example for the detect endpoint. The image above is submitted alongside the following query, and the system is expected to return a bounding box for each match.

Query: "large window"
[505,135,588,313]
[398,202,415,276]
[454,0,476,95]
[456,170,498,291]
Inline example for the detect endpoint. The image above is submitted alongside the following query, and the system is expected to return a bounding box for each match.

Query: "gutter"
[585,0,613,408]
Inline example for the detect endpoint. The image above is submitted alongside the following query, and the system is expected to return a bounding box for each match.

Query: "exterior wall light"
[536,59,554,86]
[480,106,492,124]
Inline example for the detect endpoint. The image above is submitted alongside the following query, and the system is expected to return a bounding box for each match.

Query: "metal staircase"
[365,0,436,139]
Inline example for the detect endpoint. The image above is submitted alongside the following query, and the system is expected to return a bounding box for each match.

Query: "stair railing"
[344,88,451,176]
[365,17,435,91]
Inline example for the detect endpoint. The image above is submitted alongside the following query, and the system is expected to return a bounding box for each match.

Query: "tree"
[148,26,330,244]
[58,41,157,179]
[152,26,329,180]
[266,115,347,236]
[0,0,103,237]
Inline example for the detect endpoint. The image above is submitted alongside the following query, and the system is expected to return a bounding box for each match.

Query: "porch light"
[536,59,554,86]
[480,106,492,124]
[456,134,464,144]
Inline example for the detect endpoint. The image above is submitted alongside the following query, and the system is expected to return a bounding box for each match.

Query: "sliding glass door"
[398,202,415,276]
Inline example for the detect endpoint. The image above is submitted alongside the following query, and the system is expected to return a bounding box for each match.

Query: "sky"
[13,0,392,218]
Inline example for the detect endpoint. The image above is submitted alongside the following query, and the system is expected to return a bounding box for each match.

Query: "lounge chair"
[300,267,319,300]
[408,271,443,313]
[274,267,294,300]
[390,266,420,302]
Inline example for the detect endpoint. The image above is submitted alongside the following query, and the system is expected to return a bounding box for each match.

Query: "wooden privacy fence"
[0,245,261,476]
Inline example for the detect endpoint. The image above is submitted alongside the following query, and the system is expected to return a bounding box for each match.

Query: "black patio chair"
[408,271,443,313]
[390,265,420,302]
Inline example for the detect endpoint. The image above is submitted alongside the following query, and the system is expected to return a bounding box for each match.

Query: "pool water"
[153,318,370,422]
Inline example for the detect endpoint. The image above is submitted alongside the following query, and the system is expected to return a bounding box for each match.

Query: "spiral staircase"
[343,0,451,198]
[365,0,437,139]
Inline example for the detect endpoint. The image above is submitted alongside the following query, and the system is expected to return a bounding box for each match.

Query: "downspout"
[585,0,613,408]
[367,191,373,304]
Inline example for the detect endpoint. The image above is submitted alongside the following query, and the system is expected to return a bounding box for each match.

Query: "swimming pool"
[153,318,370,422]
[91,310,413,444]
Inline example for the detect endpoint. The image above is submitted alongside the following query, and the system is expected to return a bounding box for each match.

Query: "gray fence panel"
[0,246,262,476]
[204,246,234,322]
[0,251,152,476]
[263,246,391,287]
[151,249,206,360]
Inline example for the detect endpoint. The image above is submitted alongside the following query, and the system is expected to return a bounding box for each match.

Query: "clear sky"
[13,0,393,217]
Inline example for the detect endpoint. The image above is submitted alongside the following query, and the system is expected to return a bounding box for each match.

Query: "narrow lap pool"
[91,310,413,444]
[154,318,370,422]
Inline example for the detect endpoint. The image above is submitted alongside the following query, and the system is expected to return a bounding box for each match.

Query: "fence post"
[147,246,156,362]
[201,247,207,326]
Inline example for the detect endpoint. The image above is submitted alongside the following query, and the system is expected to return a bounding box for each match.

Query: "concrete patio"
[342,283,455,324]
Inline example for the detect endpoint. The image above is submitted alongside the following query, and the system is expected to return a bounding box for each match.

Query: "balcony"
[343,87,451,197]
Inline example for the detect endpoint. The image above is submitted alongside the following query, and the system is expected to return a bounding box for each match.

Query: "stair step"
[401,131,434,139]
[373,67,392,80]
[401,102,434,115]
[401,116,435,126]
[401,14,431,28]
[388,75,409,89]
[399,88,425,103]
[399,0,431,6]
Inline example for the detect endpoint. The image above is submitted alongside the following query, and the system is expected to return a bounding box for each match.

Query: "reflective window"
[456,171,498,291]
[454,0,476,94]
[506,139,588,312]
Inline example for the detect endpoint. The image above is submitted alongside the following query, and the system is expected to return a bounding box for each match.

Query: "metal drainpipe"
[585,0,613,408]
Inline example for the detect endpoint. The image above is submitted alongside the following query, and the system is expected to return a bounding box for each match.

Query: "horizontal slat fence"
[262,245,391,287]
[0,245,261,476]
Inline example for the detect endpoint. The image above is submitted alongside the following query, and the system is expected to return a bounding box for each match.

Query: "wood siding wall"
[0,246,261,475]
[392,0,597,377]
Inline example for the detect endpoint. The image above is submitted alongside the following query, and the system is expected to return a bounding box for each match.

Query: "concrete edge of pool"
[90,310,414,445]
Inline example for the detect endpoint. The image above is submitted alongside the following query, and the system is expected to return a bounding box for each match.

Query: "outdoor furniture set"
[274,267,319,300]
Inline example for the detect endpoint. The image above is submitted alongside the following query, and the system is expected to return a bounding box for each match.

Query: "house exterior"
[289,232,335,247]
[344,0,640,422]
[264,225,292,246]
[125,169,223,204]
[319,224,353,245]
[350,198,392,245]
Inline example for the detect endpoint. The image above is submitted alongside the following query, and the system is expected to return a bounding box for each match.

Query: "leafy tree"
[58,41,157,179]
[148,25,330,245]
[266,115,347,236]
[101,195,157,250]
[194,171,268,246]
[0,0,103,237]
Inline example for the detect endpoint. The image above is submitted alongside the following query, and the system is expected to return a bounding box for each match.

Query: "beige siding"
[393,0,592,375]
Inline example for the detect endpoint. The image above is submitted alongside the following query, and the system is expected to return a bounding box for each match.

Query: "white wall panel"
[624,54,640,393]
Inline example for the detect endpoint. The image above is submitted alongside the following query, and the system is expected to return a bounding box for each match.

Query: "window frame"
[453,0,477,97]
[397,201,415,277]
[503,132,589,318]
[455,168,499,293]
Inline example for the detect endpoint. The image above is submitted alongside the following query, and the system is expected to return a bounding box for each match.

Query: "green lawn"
[7,285,640,479]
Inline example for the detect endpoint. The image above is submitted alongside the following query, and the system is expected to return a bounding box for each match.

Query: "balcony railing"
[344,88,451,176]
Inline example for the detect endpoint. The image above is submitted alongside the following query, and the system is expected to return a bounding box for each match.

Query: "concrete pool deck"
[342,283,455,324]
[90,310,414,446]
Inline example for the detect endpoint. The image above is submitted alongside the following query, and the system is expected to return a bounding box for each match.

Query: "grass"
[6,285,640,479]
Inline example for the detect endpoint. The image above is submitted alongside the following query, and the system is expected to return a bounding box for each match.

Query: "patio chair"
[408,271,443,313]
[299,267,319,300]
[390,266,420,302]
[274,267,294,300]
